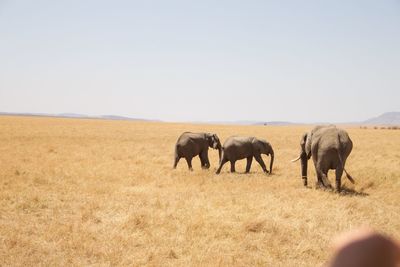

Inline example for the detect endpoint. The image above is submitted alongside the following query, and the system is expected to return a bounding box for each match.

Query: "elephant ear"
[300,133,307,150]
[212,134,218,142]
[205,133,212,143]
[205,133,215,147]
[213,134,220,145]
[300,132,311,158]
[305,132,312,159]
[252,138,263,152]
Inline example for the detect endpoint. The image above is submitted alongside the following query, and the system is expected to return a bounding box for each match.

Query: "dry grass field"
[0,116,399,266]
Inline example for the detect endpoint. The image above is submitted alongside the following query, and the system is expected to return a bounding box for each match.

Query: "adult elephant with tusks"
[173,132,222,171]
[216,136,274,174]
[292,125,355,193]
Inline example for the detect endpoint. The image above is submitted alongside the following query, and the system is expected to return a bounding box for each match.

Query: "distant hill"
[199,120,297,126]
[363,112,400,125]
[58,113,89,118]
[253,121,298,126]
[1,111,399,125]
[99,115,154,121]
[0,112,157,122]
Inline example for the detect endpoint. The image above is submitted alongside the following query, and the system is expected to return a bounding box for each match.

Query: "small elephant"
[292,125,355,192]
[216,136,274,174]
[174,132,222,171]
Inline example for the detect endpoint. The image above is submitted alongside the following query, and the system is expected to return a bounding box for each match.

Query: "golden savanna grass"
[0,116,399,266]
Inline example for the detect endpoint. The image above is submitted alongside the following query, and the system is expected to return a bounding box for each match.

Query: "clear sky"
[0,1,399,123]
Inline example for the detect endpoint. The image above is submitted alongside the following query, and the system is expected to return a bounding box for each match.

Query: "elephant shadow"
[339,187,369,197]
[309,184,369,197]
[232,171,274,176]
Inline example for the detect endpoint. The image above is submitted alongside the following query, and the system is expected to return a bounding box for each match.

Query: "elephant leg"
[316,168,332,189]
[245,156,253,173]
[315,168,325,188]
[316,171,325,188]
[216,157,228,174]
[173,155,180,169]
[335,167,344,193]
[322,171,332,189]
[315,160,331,188]
[205,160,210,169]
[313,160,322,186]
[230,160,236,173]
[200,151,210,169]
[199,153,206,169]
[254,154,268,173]
[204,154,210,169]
[185,157,193,171]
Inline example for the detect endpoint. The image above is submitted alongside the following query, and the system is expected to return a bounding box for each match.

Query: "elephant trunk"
[269,150,274,174]
[300,152,308,186]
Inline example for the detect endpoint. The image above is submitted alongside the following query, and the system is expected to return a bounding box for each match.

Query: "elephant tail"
[337,133,355,184]
[344,168,355,184]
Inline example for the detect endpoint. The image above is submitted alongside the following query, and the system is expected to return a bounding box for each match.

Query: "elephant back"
[306,125,338,156]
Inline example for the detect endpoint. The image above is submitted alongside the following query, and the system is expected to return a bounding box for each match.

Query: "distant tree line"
[360,126,399,130]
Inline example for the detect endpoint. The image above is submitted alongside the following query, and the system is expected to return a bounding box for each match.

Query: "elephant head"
[254,139,274,173]
[206,133,222,162]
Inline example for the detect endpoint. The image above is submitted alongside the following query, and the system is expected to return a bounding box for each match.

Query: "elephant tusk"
[291,156,301,162]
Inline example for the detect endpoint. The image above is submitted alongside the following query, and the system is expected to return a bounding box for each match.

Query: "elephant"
[216,136,274,174]
[173,132,222,171]
[292,125,355,192]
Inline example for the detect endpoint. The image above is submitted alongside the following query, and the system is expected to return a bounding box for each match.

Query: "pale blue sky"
[0,1,399,122]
